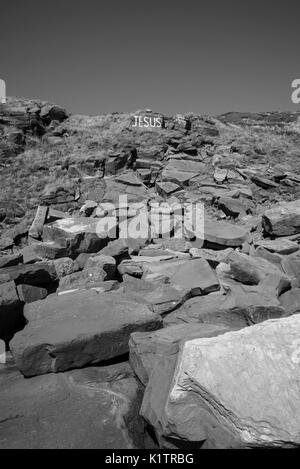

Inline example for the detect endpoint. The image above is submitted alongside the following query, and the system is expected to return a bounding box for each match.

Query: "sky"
[1,0,300,115]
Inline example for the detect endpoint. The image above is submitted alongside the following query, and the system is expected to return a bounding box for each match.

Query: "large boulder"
[262,200,300,236]
[40,104,68,124]
[141,315,300,448]
[10,290,162,377]
[0,361,146,449]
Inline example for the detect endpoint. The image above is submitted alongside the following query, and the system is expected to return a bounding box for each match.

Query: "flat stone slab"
[122,275,190,315]
[155,181,180,197]
[10,290,162,377]
[162,169,199,187]
[0,362,146,449]
[254,238,299,255]
[170,258,220,296]
[164,281,286,328]
[164,159,206,174]
[204,220,248,247]
[115,172,143,186]
[142,258,220,296]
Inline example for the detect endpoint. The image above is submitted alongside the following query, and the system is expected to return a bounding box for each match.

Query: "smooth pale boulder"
[0,362,146,449]
[129,324,230,386]
[262,200,300,236]
[141,315,300,448]
[10,290,162,377]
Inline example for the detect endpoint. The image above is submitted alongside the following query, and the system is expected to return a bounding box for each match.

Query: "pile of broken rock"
[1,196,300,448]
[1,105,300,449]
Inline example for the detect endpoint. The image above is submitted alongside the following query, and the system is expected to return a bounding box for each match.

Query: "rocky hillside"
[1,98,300,449]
